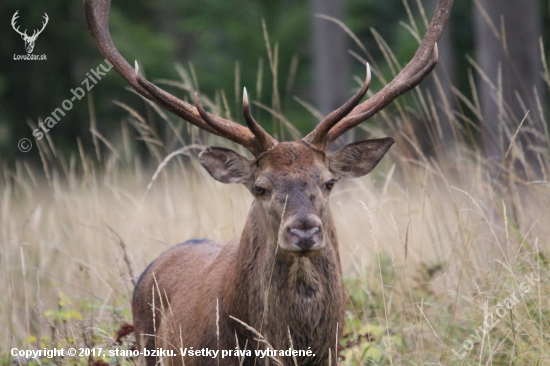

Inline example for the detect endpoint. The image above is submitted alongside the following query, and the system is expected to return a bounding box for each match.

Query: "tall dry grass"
[2,5,550,364]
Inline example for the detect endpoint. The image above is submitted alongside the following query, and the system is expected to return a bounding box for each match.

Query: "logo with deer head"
[12,11,49,54]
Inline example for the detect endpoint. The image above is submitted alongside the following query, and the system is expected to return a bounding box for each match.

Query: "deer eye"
[324,179,336,191]
[253,185,267,196]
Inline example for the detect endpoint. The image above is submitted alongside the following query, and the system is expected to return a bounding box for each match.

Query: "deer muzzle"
[279,215,325,254]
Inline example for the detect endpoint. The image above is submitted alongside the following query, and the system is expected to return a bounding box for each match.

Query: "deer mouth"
[290,248,322,258]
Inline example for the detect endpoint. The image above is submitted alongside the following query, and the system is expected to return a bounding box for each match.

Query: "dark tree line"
[1,0,549,174]
[475,0,547,176]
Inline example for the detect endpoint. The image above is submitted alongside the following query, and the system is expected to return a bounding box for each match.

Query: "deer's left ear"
[329,137,394,178]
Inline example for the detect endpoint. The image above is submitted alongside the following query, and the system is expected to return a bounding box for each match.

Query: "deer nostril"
[289,227,321,248]
[306,227,319,237]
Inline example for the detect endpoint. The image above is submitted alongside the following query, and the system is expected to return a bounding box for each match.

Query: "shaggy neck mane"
[221,203,344,363]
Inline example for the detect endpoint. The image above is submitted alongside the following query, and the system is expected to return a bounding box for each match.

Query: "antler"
[30,13,49,40]
[83,0,276,157]
[303,0,453,151]
[11,11,28,38]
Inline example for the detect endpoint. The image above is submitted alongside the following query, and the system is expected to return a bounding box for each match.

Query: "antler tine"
[34,13,49,37]
[306,0,453,151]
[192,92,245,137]
[84,0,271,156]
[331,43,439,131]
[242,88,278,152]
[39,13,49,33]
[132,61,266,155]
[325,44,440,148]
[303,63,371,149]
[11,11,27,37]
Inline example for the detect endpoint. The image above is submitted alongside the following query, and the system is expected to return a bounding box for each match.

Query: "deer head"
[12,11,49,54]
[196,83,396,255]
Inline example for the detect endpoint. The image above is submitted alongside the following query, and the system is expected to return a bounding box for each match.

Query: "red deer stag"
[84,0,453,364]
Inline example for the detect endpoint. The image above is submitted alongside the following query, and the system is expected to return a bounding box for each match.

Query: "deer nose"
[288,227,320,250]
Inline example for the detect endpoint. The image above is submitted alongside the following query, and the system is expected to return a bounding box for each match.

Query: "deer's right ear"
[199,147,253,184]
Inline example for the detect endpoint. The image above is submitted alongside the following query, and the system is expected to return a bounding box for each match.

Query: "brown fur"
[132,141,391,365]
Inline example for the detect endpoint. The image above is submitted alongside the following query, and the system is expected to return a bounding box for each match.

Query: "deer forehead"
[252,143,333,190]
[257,142,327,172]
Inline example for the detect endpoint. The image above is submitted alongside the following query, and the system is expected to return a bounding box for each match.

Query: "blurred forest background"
[1,0,549,171]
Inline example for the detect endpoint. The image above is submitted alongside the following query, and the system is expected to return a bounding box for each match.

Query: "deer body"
[133,142,347,365]
[83,0,453,364]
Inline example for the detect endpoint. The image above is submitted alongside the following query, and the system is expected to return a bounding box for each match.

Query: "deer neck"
[222,204,345,349]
